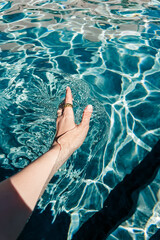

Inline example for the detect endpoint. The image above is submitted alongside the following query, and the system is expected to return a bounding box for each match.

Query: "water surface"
[0,0,160,239]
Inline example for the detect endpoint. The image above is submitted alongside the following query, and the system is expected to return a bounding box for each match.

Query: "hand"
[52,87,93,163]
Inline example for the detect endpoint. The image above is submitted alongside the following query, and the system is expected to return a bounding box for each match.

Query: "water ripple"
[0,1,160,239]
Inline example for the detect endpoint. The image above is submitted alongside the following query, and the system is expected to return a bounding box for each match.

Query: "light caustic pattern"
[0,0,160,239]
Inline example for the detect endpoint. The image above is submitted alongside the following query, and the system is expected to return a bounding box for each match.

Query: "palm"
[53,87,93,161]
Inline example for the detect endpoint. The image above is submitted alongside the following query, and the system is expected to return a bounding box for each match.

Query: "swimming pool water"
[0,0,160,239]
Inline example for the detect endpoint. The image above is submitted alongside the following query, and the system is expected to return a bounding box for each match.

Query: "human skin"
[0,87,93,240]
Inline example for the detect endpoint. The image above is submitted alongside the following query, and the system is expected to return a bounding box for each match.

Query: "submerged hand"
[52,86,93,162]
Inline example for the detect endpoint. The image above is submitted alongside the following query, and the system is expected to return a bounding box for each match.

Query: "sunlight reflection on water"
[0,0,160,239]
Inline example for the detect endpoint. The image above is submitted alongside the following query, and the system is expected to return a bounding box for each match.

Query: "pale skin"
[0,87,93,240]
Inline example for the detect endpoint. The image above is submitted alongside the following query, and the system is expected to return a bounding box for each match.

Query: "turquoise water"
[0,0,160,239]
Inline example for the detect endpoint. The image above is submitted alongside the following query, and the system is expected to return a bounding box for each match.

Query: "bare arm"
[0,87,93,240]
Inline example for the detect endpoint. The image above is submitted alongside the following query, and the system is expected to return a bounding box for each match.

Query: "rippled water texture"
[0,0,160,239]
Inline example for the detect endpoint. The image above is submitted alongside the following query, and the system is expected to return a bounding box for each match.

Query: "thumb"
[80,105,93,127]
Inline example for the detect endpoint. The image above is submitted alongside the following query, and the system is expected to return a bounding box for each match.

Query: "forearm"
[0,144,63,240]
[10,144,61,210]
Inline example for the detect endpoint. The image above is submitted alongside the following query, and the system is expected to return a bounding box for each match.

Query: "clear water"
[0,0,160,239]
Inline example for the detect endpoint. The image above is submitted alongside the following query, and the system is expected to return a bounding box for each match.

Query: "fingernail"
[66,86,69,90]
[87,105,93,112]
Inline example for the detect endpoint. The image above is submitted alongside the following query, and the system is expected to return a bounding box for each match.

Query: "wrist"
[51,140,61,150]
[52,138,72,165]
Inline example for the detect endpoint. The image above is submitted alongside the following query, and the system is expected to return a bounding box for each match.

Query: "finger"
[65,86,73,105]
[63,87,74,117]
[80,105,93,127]
[57,109,62,117]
